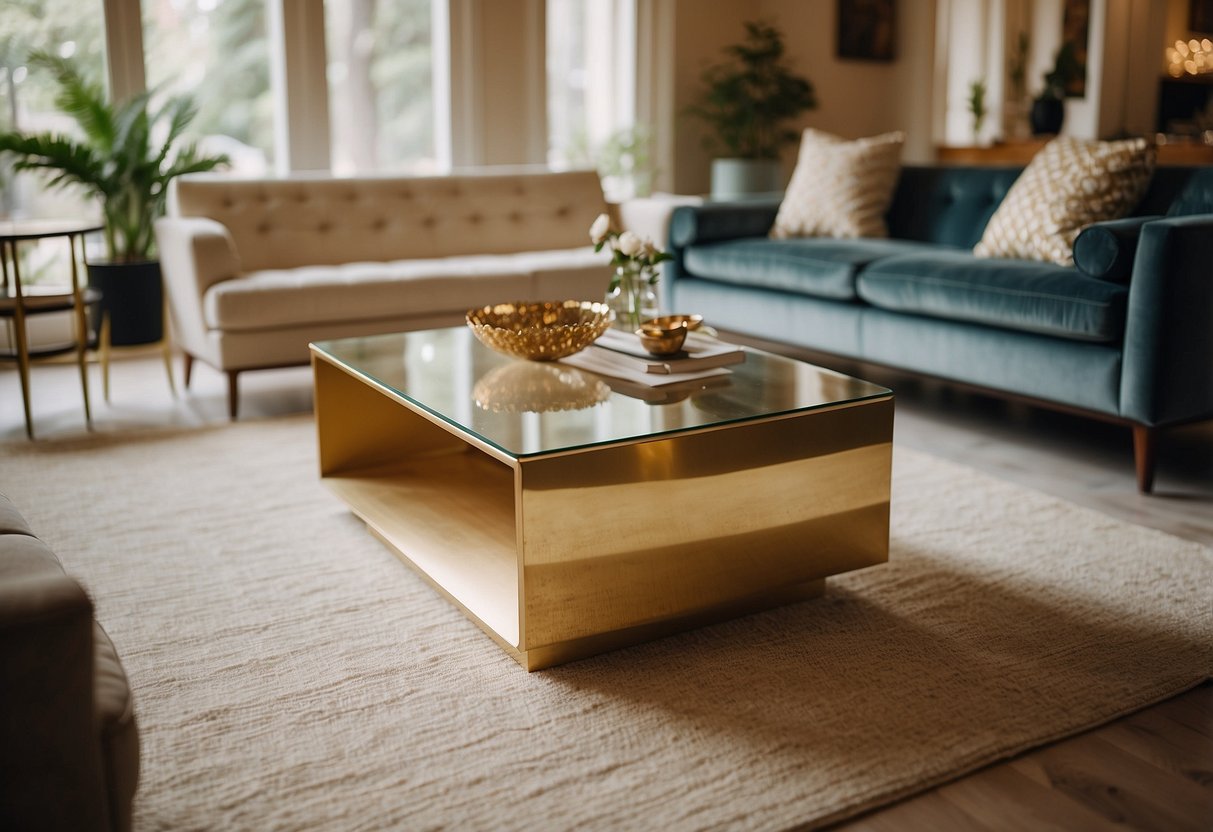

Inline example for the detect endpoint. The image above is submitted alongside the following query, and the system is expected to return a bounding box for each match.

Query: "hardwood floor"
[838,683,1213,832]
[2,349,1210,831]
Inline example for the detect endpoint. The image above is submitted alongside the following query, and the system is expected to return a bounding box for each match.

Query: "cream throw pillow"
[770,129,905,239]
[973,136,1156,265]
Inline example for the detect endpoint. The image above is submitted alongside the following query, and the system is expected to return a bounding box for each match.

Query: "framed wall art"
[837,0,896,62]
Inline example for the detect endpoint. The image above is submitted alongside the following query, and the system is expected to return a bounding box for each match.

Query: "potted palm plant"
[0,52,228,345]
[687,20,817,199]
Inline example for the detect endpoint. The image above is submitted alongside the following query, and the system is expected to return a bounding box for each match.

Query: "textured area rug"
[2,417,1210,831]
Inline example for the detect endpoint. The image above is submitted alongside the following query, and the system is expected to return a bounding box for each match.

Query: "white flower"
[616,230,643,256]
[589,213,611,244]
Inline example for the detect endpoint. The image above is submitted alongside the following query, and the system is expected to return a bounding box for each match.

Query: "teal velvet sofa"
[665,165,1213,493]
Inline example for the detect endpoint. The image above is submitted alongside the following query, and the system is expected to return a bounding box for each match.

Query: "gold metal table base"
[1,221,102,439]
[312,347,893,670]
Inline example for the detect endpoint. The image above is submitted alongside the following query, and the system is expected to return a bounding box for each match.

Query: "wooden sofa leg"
[227,371,240,421]
[183,352,194,389]
[1132,425,1156,495]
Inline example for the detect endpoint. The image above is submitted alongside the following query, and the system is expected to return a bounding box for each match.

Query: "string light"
[1167,38,1213,77]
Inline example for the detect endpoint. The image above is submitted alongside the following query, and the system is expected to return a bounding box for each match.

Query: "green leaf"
[0,55,228,261]
[685,20,816,159]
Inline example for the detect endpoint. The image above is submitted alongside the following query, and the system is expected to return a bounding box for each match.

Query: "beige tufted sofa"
[155,168,613,417]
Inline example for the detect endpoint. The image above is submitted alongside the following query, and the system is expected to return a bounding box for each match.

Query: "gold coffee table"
[311,327,893,670]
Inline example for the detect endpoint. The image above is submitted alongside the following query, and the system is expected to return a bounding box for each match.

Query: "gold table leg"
[5,241,36,439]
[68,234,92,429]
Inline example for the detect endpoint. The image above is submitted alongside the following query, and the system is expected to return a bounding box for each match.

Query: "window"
[325,0,436,175]
[2,0,458,188]
[0,0,107,308]
[0,0,107,220]
[142,0,273,175]
[546,0,639,198]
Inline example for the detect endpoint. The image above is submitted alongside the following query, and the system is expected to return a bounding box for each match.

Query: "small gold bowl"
[467,300,614,361]
[643,314,704,332]
[636,321,689,355]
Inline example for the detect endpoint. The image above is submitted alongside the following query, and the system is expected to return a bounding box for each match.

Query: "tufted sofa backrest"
[885,166,1022,249]
[885,164,1210,250]
[169,169,608,272]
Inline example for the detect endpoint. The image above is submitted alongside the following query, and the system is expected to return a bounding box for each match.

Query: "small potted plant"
[687,20,817,199]
[1030,42,1078,137]
[968,79,988,144]
[0,52,228,345]
[1005,31,1031,139]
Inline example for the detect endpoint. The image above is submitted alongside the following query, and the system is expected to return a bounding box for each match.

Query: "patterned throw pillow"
[770,129,905,239]
[973,136,1156,265]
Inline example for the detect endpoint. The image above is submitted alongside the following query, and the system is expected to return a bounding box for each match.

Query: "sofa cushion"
[0,496,35,538]
[973,136,1156,265]
[95,622,139,831]
[204,248,606,332]
[1072,216,1161,283]
[771,129,905,239]
[0,532,65,579]
[683,237,935,301]
[857,251,1129,343]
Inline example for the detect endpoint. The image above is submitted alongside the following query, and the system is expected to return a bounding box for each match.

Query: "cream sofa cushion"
[973,136,1156,265]
[770,129,905,239]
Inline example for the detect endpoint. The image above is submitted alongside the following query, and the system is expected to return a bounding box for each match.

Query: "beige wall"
[670,1,748,193]
[669,0,937,194]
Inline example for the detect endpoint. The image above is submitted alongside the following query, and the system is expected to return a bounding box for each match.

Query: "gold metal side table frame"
[0,220,103,439]
[95,294,177,403]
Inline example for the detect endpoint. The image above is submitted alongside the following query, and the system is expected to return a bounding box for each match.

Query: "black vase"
[86,260,164,346]
[1030,96,1064,136]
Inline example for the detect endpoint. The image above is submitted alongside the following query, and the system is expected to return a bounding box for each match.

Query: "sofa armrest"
[664,202,781,310]
[0,573,109,830]
[1119,214,1213,425]
[154,216,241,358]
[668,201,781,248]
[1072,215,1163,283]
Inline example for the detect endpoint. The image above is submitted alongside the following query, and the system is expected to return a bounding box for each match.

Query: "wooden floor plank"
[1010,735,1213,831]
[1160,683,1213,735]
[1105,706,1213,790]
[834,787,993,832]
[934,764,1124,832]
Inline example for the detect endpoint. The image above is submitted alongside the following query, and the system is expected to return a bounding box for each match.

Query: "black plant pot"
[86,260,164,346]
[1030,96,1065,136]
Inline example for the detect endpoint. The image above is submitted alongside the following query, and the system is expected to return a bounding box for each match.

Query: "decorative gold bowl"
[643,314,704,332]
[636,321,689,355]
[466,300,614,361]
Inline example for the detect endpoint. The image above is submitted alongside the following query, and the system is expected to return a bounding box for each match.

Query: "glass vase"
[606,263,659,332]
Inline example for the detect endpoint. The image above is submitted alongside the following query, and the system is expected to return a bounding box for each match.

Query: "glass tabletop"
[0,219,104,241]
[312,327,890,459]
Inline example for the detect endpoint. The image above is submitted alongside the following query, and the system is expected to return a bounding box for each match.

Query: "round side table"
[0,219,104,439]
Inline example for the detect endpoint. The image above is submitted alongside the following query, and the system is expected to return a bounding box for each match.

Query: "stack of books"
[561,329,745,387]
